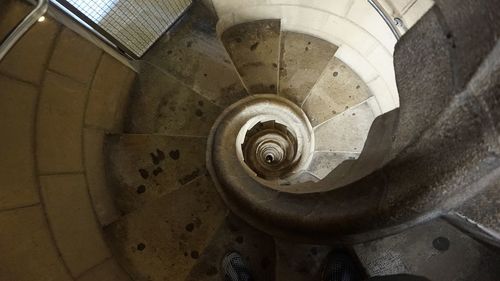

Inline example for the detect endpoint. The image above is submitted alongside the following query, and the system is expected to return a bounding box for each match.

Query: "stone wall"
[207,0,434,115]
[210,0,405,115]
[0,1,135,280]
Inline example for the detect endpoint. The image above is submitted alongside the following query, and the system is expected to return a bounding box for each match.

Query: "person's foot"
[322,250,362,281]
[221,252,254,281]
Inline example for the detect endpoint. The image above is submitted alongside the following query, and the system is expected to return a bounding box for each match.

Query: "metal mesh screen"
[58,0,192,57]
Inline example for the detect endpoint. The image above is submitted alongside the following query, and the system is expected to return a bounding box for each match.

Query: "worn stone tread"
[105,174,227,281]
[314,99,376,153]
[302,57,372,127]
[221,20,281,94]
[106,134,207,215]
[185,214,275,281]
[275,240,333,281]
[354,219,500,280]
[279,32,338,105]
[143,3,247,108]
[126,64,222,136]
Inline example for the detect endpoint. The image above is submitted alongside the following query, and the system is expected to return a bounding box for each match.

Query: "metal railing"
[0,0,49,61]
[368,0,402,40]
[53,0,192,58]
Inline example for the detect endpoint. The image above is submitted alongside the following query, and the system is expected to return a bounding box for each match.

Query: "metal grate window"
[55,0,192,57]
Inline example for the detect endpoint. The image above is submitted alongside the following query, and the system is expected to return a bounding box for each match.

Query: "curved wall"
[209,0,433,115]
[0,1,135,280]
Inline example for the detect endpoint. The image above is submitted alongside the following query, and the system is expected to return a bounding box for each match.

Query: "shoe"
[322,250,362,281]
[221,252,254,281]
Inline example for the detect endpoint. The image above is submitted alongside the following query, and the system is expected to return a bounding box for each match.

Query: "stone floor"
[186,214,276,281]
[354,219,500,280]
[141,2,247,108]
[274,218,500,281]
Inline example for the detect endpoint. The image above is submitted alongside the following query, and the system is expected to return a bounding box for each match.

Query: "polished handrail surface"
[0,0,49,61]
[368,0,401,40]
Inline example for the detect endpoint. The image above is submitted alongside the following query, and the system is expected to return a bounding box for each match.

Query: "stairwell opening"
[241,120,299,181]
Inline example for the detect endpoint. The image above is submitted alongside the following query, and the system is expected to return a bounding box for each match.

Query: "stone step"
[274,239,334,281]
[142,2,247,108]
[453,174,500,245]
[104,174,227,281]
[125,63,223,136]
[221,19,281,94]
[314,97,377,154]
[185,213,276,281]
[302,57,372,127]
[354,218,500,280]
[279,31,338,105]
[106,133,207,215]
[310,110,397,190]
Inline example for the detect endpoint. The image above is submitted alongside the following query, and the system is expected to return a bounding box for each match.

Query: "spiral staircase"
[98,1,500,280]
[1,0,500,280]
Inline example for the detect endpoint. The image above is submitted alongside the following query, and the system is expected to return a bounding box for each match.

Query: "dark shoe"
[221,252,254,281]
[322,250,362,281]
